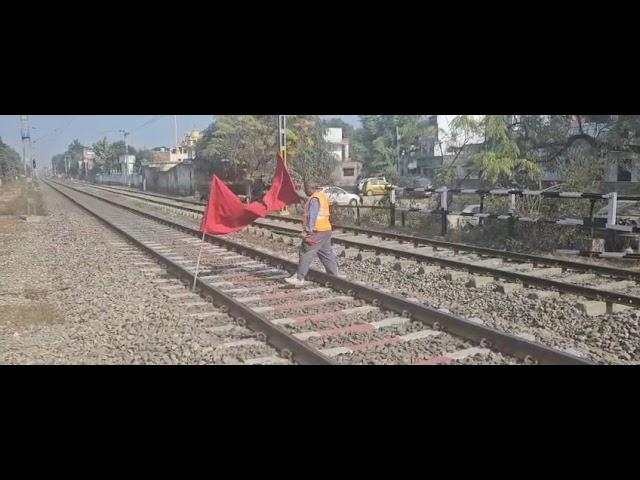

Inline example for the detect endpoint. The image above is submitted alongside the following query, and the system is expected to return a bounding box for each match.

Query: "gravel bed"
[335,334,472,365]
[226,228,640,364]
[304,321,432,350]
[284,310,389,334]
[75,184,637,364]
[0,183,288,365]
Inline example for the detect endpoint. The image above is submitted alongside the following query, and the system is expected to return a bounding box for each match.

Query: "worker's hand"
[301,231,316,245]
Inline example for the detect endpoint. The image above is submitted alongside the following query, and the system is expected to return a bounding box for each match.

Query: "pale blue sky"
[0,115,361,170]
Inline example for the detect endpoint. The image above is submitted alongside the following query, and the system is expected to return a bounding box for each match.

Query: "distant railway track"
[45,179,593,365]
[83,183,640,312]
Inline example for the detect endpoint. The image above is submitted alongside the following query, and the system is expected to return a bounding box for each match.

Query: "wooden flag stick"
[192,231,207,291]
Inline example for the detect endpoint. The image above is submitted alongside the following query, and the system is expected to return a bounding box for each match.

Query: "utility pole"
[31,140,37,178]
[174,115,179,150]
[119,129,130,183]
[277,115,289,215]
[278,115,287,166]
[19,115,31,176]
[395,125,401,176]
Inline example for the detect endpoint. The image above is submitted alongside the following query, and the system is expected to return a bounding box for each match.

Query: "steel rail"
[50,180,594,365]
[45,180,334,365]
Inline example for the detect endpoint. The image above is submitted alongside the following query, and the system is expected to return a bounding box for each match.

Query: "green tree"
[432,115,541,188]
[288,117,336,185]
[200,115,276,181]
[321,118,355,138]
[91,137,117,174]
[474,115,541,186]
[0,137,23,181]
[196,115,336,187]
[357,115,437,181]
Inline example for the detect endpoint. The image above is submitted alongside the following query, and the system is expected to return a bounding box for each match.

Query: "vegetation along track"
[84,183,640,313]
[45,180,592,364]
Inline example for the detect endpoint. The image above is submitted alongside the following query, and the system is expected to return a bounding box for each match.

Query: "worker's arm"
[306,198,320,233]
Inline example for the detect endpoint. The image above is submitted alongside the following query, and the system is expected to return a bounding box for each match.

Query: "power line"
[33,116,75,144]
[130,115,166,134]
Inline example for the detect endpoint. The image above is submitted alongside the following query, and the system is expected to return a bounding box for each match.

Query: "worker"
[285,181,339,286]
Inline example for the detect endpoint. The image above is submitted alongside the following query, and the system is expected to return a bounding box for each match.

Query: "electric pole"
[396,125,401,176]
[19,115,31,176]
[174,115,179,150]
[119,129,130,180]
[278,115,287,165]
[277,115,289,214]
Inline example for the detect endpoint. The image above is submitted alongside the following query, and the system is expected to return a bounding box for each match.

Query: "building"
[118,154,136,175]
[182,129,202,160]
[150,147,187,164]
[145,130,202,171]
[324,127,362,188]
[81,148,95,174]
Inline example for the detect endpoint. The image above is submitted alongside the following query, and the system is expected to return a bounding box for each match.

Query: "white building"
[118,154,136,175]
[324,127,362,188]
[324,127,350,161]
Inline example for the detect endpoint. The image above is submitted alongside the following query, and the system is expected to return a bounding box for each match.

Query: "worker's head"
[303,180,318,197]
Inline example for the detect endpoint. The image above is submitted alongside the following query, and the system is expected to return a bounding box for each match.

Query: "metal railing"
[331,186,640,238]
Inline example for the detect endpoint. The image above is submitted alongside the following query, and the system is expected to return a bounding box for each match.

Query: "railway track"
[45,179,592,365]
[85,183,640,314]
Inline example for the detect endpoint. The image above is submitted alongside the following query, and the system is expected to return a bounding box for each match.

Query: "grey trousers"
[296,231,339,279]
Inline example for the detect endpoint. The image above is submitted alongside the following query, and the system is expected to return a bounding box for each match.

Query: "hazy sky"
[0,115,361,169]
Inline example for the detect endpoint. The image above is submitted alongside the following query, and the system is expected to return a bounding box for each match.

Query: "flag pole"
[192,231,207,291]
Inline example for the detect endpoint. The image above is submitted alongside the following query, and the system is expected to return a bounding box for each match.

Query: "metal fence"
[332,186,640,238]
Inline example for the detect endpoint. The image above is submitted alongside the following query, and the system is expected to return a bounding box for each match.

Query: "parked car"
[361,178,391,196]
[320,186,361,206]
[357,176,387,194]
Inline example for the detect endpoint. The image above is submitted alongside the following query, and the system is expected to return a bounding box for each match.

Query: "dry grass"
[0,302,63,327]
[0,179,47,216]
[0,216,18,235]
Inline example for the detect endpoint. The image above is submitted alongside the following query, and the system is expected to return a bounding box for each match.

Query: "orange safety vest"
[303,191,332,232]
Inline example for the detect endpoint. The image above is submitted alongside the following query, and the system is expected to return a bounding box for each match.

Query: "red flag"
[262,152,301,212]
[200,153,301,235]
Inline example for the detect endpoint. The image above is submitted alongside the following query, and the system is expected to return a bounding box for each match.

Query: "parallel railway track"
[45,180,592,365]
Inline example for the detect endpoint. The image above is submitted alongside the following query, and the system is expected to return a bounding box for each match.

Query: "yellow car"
[363,178,390,196]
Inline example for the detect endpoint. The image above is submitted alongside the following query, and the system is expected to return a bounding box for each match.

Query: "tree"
[66,139,86,177]
[474,115,541,186]
[195,115,336,187]
[433,115,541,188]
[321,118,355,138]
[357,115,437,181]
[0,137,22,181]
[287,117,336,185]
[199,115,277,182]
